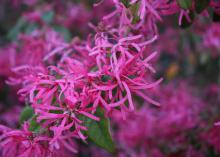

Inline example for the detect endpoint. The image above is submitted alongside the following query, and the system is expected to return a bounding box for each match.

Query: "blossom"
[0,122,79,157]
[0,123,51,157]
[109,82,204,156]
[203,23,220,56]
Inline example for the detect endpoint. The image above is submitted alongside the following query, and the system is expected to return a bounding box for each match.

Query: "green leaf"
[83,107,115,153]
[101,75,112,82]
[180,11,195,28]
[120,0,130,8]
[41,11,54,24]
[7,17,26,41]
[195,0,210,14]
[29,116,41,133]
[53,25,71,42]
[19,106,34,124]
[25,23,39,34]
[177,0,192,10]
[131,3,140,24]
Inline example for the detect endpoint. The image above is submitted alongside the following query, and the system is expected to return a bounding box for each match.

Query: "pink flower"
[0,123,51,157]
[2,0,163,155]
[203,23,220,56]
[0,122,78,157]
[110,82,204,156]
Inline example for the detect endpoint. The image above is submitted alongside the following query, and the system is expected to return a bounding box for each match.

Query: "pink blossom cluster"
[88,82,220,157]
[111,83,204,157]
[0,0,165,156]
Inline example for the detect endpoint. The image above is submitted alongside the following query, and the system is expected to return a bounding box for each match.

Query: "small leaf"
[101,75,112,82]
[180,11,195,28]
[195,0,210,14]
[120,0,130,8]
[7,17,26,41]
[25,23,39,34]
[29,116,41,133]
[177,0,192,10]
[83,107,115,153]
[131,3,141,24]
[19,106,34,124]
[41,11,54,24]
[53,25,71,42]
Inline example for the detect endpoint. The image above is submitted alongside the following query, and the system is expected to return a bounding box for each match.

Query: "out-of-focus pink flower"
[0,122,78,157]
[110,82,204,156]
[0,105,21,127]
[211,0,220,15]
[0,45,16,77]
[0,123,51,157]
[203,23,220,57]
[203,126,220,152]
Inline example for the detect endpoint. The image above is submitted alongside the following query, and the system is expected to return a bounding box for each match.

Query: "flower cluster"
[0,0,164,156]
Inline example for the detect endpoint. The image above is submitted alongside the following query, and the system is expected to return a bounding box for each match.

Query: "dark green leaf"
[7,17,26,41]
[195,0,210,14]
[180,11,195,28]
[177,0,192,10]
[25,23,39,34]
[19,106,34,124]
[29,116,41,132]
[53,25,71,42]
[83,107,115,153]
[41,11,54,24]
[131,3,140,24]
[120,0,130,8]
[101,75,112,82]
